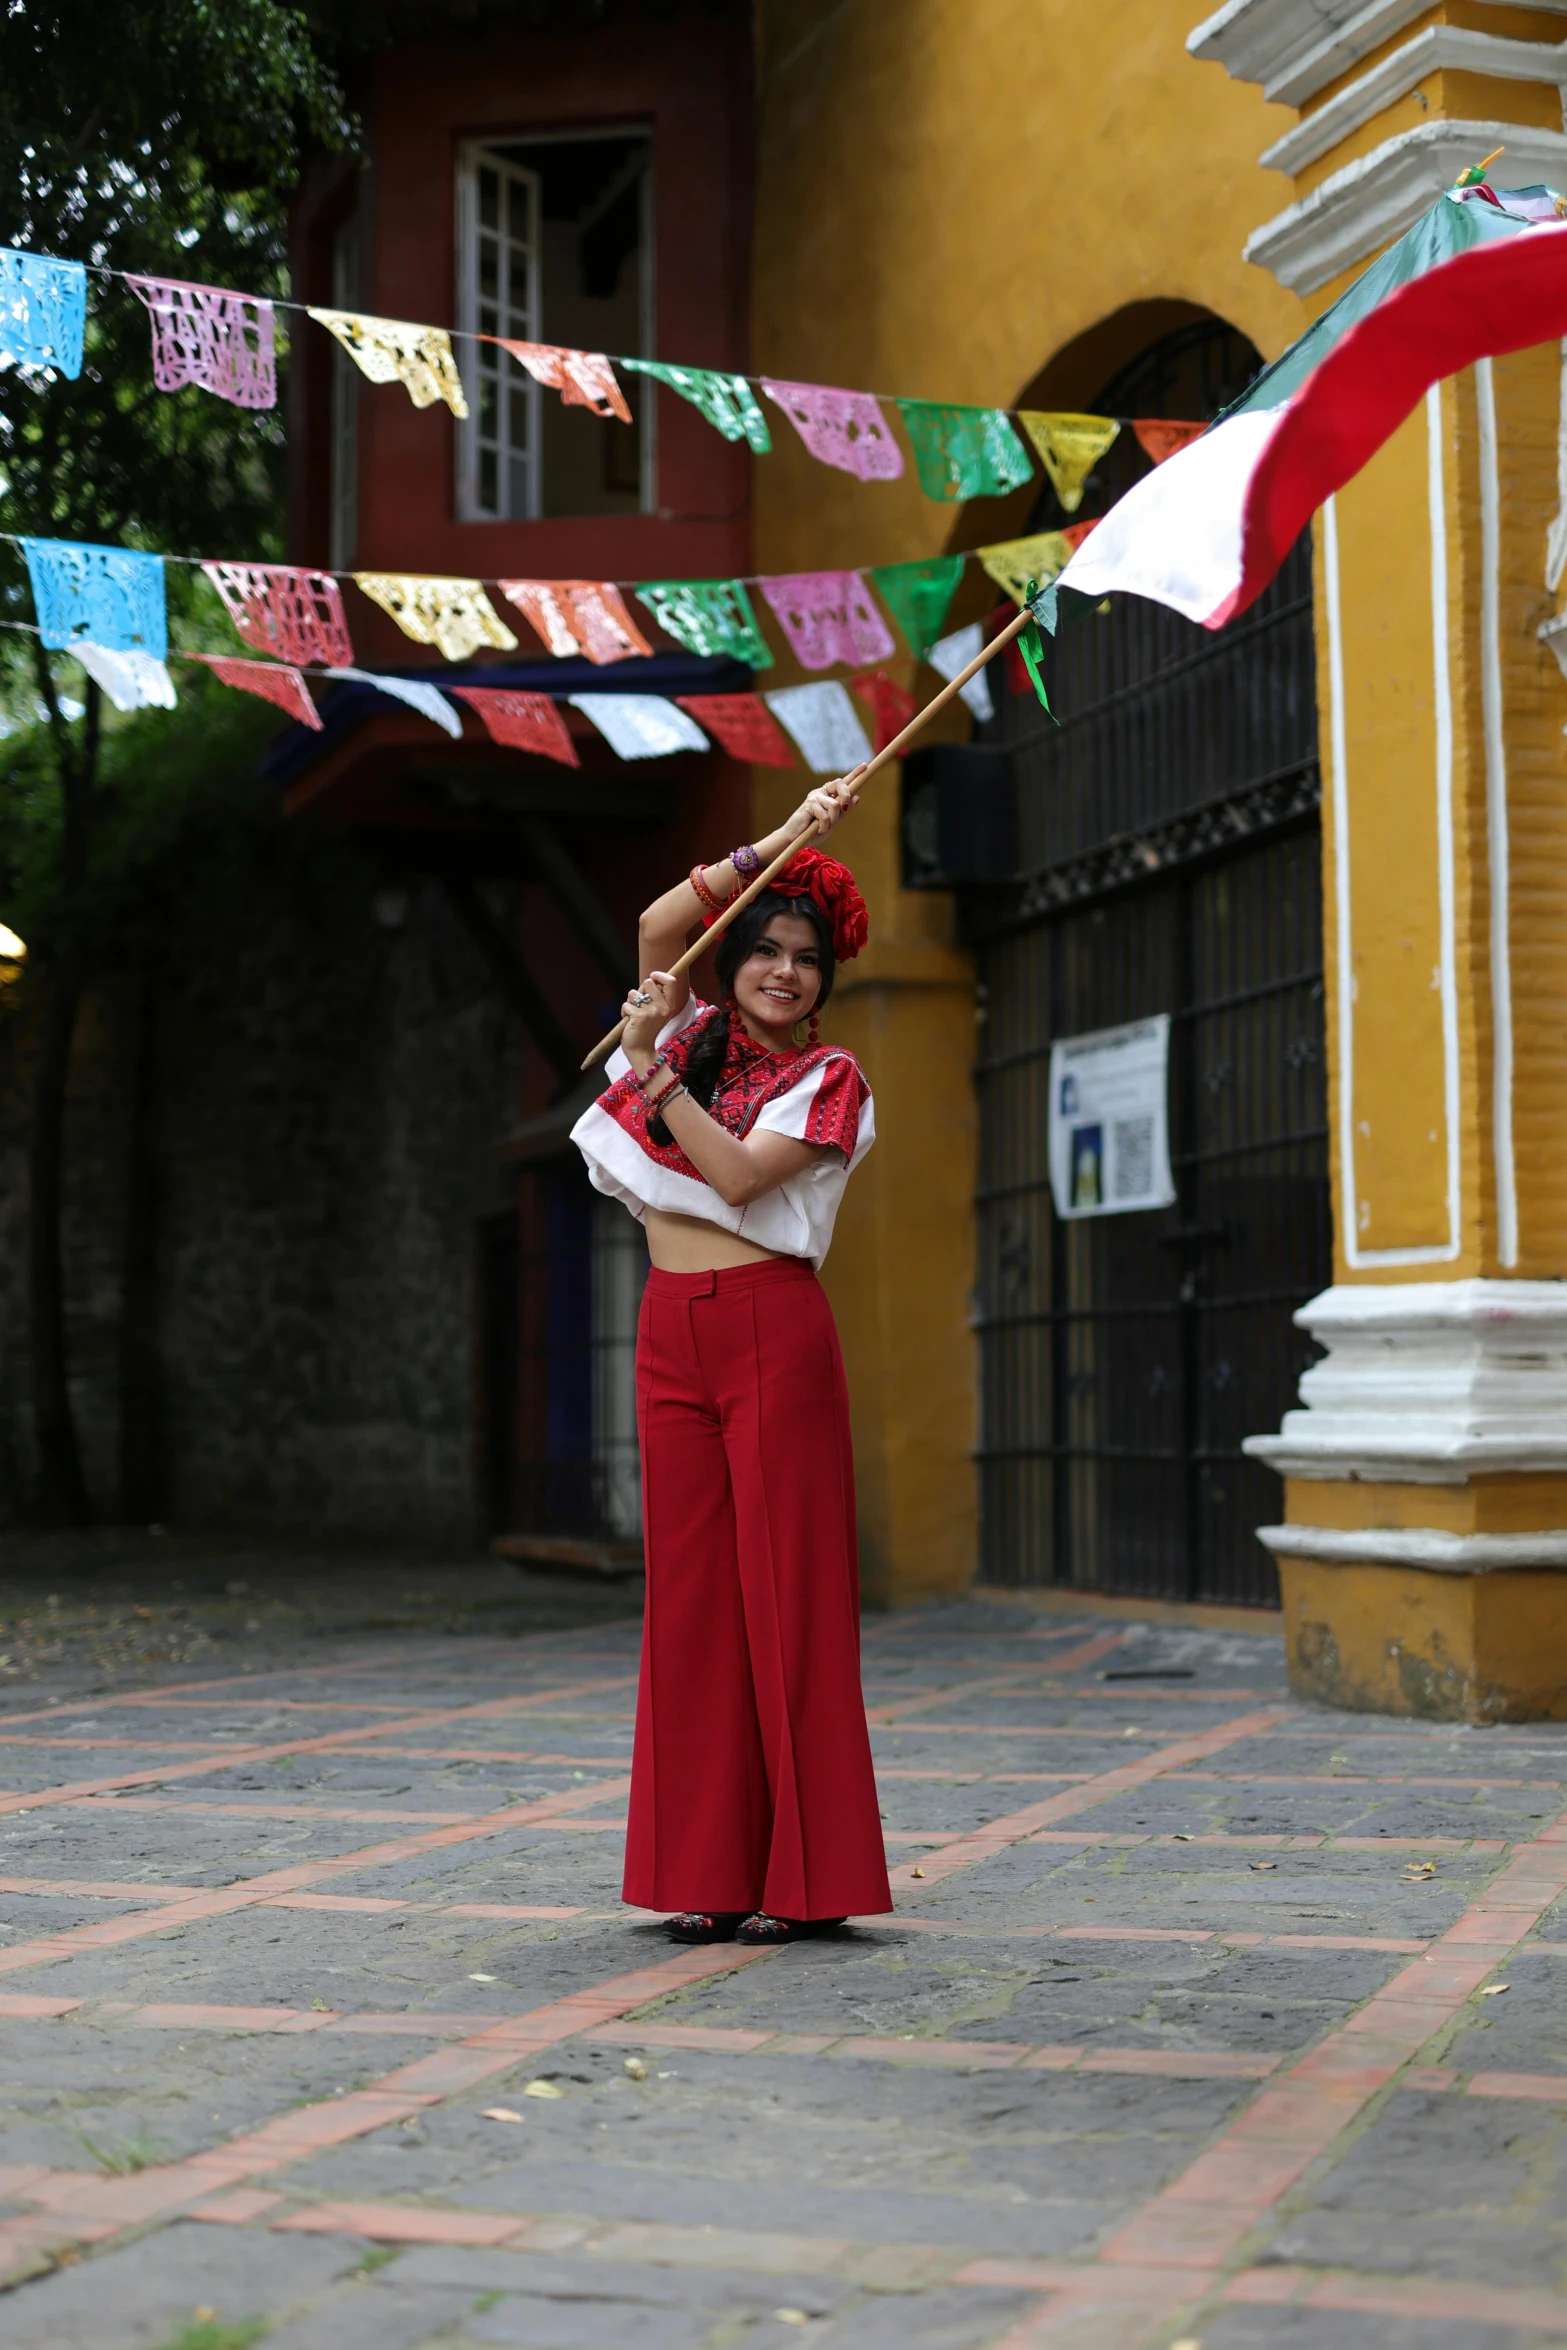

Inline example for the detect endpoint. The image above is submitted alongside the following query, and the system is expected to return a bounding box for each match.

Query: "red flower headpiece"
[702,844,868,963]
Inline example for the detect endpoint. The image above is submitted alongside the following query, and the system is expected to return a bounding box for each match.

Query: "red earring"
[808,1010,821,1044]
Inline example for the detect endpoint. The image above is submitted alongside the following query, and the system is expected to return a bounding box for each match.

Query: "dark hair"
[648,890,836,1146]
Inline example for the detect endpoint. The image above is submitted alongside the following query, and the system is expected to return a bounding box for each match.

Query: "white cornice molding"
[1262,27,1567,179]
[1189,0,1567,111]
[1244,1280,1567,1484]
[1244,118,1567,293]
[1258,1524,1567,1571]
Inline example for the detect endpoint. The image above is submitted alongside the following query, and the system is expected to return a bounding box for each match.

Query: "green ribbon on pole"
[1017,577,1058,719]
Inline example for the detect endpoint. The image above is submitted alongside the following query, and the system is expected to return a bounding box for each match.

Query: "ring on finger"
[629,989,652,1007]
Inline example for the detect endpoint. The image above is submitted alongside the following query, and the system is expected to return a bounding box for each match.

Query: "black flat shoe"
[736,1913,848,1945]
[663,1911,746,1944]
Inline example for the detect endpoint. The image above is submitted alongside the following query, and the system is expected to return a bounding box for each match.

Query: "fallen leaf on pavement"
[623,2057,647,2080]
[1250,1862,1276,1871]
[524,2079,565,2098]
[911,1867,926,1878]
[482,2108,524,2124]
[1480,1984,1510,1996]
[468,1973,497,1983]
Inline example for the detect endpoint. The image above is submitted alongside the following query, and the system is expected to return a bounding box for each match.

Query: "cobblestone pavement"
[2,1548,1567,2348]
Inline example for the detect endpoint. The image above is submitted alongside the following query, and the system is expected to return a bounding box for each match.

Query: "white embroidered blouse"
[570,995,874,1269]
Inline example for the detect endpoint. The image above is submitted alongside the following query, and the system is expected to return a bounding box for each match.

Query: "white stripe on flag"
[1056,409,1283,626]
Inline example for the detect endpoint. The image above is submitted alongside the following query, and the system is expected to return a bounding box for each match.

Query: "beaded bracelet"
[730,842,762,880]
[648,1082,687,1118]
[689,862,726,914]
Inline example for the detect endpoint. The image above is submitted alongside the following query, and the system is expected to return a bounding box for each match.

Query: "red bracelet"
[689,862,727,914]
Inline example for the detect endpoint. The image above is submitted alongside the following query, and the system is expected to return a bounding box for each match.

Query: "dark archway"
[1023,308,1263,535]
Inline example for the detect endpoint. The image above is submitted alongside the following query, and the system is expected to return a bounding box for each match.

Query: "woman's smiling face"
[731,912,824,1043]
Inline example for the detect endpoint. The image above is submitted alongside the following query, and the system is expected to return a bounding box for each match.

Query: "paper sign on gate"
[1047,1015,1176,1220]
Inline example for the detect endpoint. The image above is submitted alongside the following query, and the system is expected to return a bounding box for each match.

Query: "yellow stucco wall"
[1277,1553,1567,1721]
[752,0,1302,553]
[1287,1476,1567,1534]
[1326,402,1456,1262]
[750,0,1312,1602]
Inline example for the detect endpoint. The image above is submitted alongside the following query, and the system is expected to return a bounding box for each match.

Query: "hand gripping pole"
[579,602,1034,1071]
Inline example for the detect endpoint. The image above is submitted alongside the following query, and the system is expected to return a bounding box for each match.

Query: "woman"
[571,774,892,1945]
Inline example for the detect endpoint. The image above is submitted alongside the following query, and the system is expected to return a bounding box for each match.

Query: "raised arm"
[617,960,831,1205]
[615,1008,823,1208]
[636,773,863,1009]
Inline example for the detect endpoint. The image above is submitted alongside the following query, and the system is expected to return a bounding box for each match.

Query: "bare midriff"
[643,1208,786,1273]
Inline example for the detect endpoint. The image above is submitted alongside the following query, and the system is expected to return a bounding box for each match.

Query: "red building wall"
[284,6,761,1103]
[291,8,756,615]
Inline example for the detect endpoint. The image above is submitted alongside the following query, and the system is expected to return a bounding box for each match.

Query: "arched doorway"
[970,317,1329,1604]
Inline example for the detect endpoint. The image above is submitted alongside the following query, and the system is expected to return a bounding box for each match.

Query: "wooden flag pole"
[579,600,1036,1070]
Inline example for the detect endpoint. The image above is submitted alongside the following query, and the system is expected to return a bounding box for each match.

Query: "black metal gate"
[969,329,1329,1604]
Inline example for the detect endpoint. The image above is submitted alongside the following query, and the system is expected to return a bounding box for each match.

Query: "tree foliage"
[0,2,355,1520]
[0,0,357,926]
[0,1,351,564]
[0,670,280,952]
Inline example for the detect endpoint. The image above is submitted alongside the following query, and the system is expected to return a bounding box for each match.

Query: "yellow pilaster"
[1223,6,1567,1714]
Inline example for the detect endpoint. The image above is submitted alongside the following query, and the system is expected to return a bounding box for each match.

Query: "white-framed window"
[455,131,651,523]
[456,149,541,522]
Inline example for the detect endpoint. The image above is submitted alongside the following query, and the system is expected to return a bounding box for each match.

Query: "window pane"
[479,447,498,512]
[464,141,653,523]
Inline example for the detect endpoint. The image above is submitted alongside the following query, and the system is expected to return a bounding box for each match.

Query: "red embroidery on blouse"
[802,1056,865,1159]
[601,1002,867,1179]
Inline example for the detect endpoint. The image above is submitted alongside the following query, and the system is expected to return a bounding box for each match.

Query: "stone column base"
[1246,1283,1567,1720]
[1269,1551,1567,1723]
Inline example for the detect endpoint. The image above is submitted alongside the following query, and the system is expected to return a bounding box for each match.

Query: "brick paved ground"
[3,1538,1567,2348]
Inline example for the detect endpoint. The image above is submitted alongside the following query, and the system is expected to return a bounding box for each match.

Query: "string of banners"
[10,531,1036,770]
[11,631,981,779]
[0,244,1202,511]
[7,500,1131,712]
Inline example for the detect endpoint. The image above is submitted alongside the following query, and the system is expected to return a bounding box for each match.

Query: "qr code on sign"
[1111,1116,1154,1200]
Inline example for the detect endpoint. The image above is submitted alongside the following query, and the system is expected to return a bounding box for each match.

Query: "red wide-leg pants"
[623,1257,892,1921]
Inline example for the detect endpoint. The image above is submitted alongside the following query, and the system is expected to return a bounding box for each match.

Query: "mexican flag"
[1055,180,1567,629]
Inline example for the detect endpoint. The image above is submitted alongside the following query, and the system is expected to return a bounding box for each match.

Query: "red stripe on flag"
[1218,220,1567,627]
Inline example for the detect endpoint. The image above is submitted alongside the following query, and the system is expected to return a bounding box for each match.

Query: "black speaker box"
[900,743,1018,888]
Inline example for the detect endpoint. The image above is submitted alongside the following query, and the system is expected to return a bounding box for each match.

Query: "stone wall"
[0,979,138,1525]
[0,848,526,1545]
